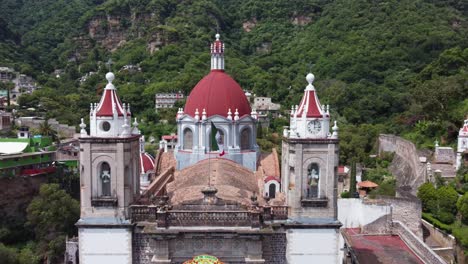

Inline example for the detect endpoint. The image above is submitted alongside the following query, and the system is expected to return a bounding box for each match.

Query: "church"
[74,34,341,264]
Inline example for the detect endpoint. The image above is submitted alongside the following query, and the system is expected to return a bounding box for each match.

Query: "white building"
[457,117,468,170]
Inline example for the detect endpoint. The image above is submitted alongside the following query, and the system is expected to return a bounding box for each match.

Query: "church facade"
[75,34,341,264]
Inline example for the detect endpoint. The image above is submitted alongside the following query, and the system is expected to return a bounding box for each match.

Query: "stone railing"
[167,210,255,227]
[393,221,446,264]
[269,206,288,220]
[129,205,288,227]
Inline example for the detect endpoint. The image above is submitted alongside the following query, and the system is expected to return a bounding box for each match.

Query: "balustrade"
[129,205,289,226]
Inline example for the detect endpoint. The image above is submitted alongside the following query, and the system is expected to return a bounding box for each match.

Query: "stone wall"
[132,231,288,264]
[361,214,392,234]
[422,219,456,263]
[339,198,422,238]
[262,233,287,264]
[132,231,152,264]
[338,198,391,228]
[378,134,427,197]
[384,197,422,238]
[16,117,76,138]
[393,221,446,264]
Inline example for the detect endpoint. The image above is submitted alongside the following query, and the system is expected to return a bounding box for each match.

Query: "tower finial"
[306,73,315,85]
[106,72,115,83]
[211,33,224,71]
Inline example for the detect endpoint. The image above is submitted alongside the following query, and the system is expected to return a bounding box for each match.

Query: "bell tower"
[77,72,140,264]
[281,73,341,263]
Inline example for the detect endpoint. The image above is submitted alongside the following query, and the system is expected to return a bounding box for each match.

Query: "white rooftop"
[0,142,28,155]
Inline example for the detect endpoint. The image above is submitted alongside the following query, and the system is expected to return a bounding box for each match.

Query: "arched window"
[306,163,319,198]
[100,162,111,196]
[183,128,193,150]
[240,128,251,150]
[269,183,276,199]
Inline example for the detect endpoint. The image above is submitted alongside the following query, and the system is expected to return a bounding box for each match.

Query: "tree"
[26,184,79,262]
[349,160,357,197]
[433,185,459,224]
[0,82,14,111]
[457,192,468,224]
[417,182,437,212]
[38,120,58,143]
[0,243,18,264]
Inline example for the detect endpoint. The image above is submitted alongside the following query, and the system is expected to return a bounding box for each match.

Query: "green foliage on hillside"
[0,0,466,158]
[26,184,79,262]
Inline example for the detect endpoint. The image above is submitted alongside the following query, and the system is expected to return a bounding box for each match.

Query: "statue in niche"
[101,169,111,196]
[307,165,319,198]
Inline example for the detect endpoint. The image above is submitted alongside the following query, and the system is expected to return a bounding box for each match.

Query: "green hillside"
[0,1,468,261]
[0,0,467,162]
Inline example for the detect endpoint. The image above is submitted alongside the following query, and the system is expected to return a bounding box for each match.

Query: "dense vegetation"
[0,0,466,159]
[0,0,467,261]
[0,183,79,264]
[418,166,468,256]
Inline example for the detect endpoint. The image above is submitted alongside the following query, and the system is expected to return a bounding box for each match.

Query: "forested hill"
[0,0,467,162]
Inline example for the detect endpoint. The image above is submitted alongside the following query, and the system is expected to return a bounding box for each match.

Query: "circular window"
[101,121,111,132]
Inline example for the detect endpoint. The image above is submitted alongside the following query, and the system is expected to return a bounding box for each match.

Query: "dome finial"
[306,73,314,84]
[106,72,115,83]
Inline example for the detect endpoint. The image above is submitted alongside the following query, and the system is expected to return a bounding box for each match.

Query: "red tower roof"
[294,73,325,118]
[295,90,323,118]
[140,152,155,173]
[95,88,127,117]
[95,73,129,117]
[184,70,251,118]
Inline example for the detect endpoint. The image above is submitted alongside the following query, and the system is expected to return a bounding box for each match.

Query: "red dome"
[184,70,251,118]
[140,152,155,173]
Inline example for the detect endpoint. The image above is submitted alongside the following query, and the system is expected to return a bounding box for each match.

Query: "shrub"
[457,193,468,224]
[0,243,18,264]
[436,211,455,225]
[340,191,350,198]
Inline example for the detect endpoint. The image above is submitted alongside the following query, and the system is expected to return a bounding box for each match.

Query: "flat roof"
[343,228,423,264]
[0,142,28,155]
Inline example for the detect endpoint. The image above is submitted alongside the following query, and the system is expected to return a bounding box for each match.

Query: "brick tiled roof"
[259,149,280,178]
[167,158,264,206]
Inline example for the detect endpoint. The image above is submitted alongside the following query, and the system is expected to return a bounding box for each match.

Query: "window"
[306,163,320,198]
[183,128,193,150]
[100,162,111,196]
[240,128,251,150]
[101,121,111,132]
[269,183,276,199]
